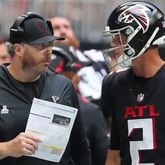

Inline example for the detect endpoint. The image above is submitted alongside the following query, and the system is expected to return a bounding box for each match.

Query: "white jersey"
[71,47,108,100]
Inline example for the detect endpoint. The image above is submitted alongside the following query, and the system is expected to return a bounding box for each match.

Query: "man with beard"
[0,12,91,165]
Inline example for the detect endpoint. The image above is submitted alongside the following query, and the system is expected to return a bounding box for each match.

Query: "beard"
[22,51,39,70]
[21,49,50,74]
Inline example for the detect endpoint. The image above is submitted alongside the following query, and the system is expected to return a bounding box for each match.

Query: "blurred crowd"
[1,0,163,48]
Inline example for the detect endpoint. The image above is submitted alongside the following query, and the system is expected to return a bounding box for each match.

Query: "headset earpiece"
[46,20,54,35]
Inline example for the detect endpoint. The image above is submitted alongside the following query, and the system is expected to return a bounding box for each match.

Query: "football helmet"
[102,1,165,68]
[50,46,91,73]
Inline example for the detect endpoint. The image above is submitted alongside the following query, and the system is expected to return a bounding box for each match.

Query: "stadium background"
[0,0,164,50]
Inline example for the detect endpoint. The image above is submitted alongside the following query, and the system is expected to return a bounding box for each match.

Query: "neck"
[132,48,165,78]
[7,63,40,82]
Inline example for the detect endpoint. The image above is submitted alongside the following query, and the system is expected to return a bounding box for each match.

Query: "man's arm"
[0,132,41,160]
[70,110,92,165]
[105,149,121,165]
[88,106,109,165]
[69,83,92,165]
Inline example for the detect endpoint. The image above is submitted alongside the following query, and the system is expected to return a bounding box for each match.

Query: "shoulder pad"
[102,71,116,85]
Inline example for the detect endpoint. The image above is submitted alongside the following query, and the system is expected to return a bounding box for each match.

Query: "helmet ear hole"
[125,28,134,35]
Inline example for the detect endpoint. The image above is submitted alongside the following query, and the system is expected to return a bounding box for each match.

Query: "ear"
[13,44,24,58]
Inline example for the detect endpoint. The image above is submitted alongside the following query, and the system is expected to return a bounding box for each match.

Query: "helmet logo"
[35,20,49,34]
[118,5,150,33]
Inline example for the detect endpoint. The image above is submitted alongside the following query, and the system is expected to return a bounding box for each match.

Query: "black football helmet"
[102,1,165,68]
[50,46,91,73]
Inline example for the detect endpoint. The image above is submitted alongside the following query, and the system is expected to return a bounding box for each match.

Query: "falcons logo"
[118,4,150,33]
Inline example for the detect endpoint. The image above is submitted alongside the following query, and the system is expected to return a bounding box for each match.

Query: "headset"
[10,12,53,35]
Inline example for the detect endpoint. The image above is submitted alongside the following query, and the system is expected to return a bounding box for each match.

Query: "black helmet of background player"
[50,46,91,73]
[102,1,165,68]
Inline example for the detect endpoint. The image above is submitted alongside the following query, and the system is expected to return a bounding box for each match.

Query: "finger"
[22,132,42,142]
[22,147,35,155]
[25,143,37,154]
[23,137,40,150]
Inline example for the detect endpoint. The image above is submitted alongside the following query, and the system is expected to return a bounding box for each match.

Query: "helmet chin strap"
[117,53,132,67]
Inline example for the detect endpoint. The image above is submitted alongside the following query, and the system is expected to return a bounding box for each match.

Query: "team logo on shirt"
[124,104,160,119]
[51,96,60,103]
[0,105,9,114]
[137,93,144,102]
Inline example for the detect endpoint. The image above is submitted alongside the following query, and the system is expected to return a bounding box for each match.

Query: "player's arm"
[106,108,121,165]
[105,149,121,165]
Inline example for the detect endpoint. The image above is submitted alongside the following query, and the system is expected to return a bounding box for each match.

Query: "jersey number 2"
[128,118,155,165]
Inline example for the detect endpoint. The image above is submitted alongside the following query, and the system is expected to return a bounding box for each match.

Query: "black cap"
[9,12,64,44]
[50,46,91,73]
